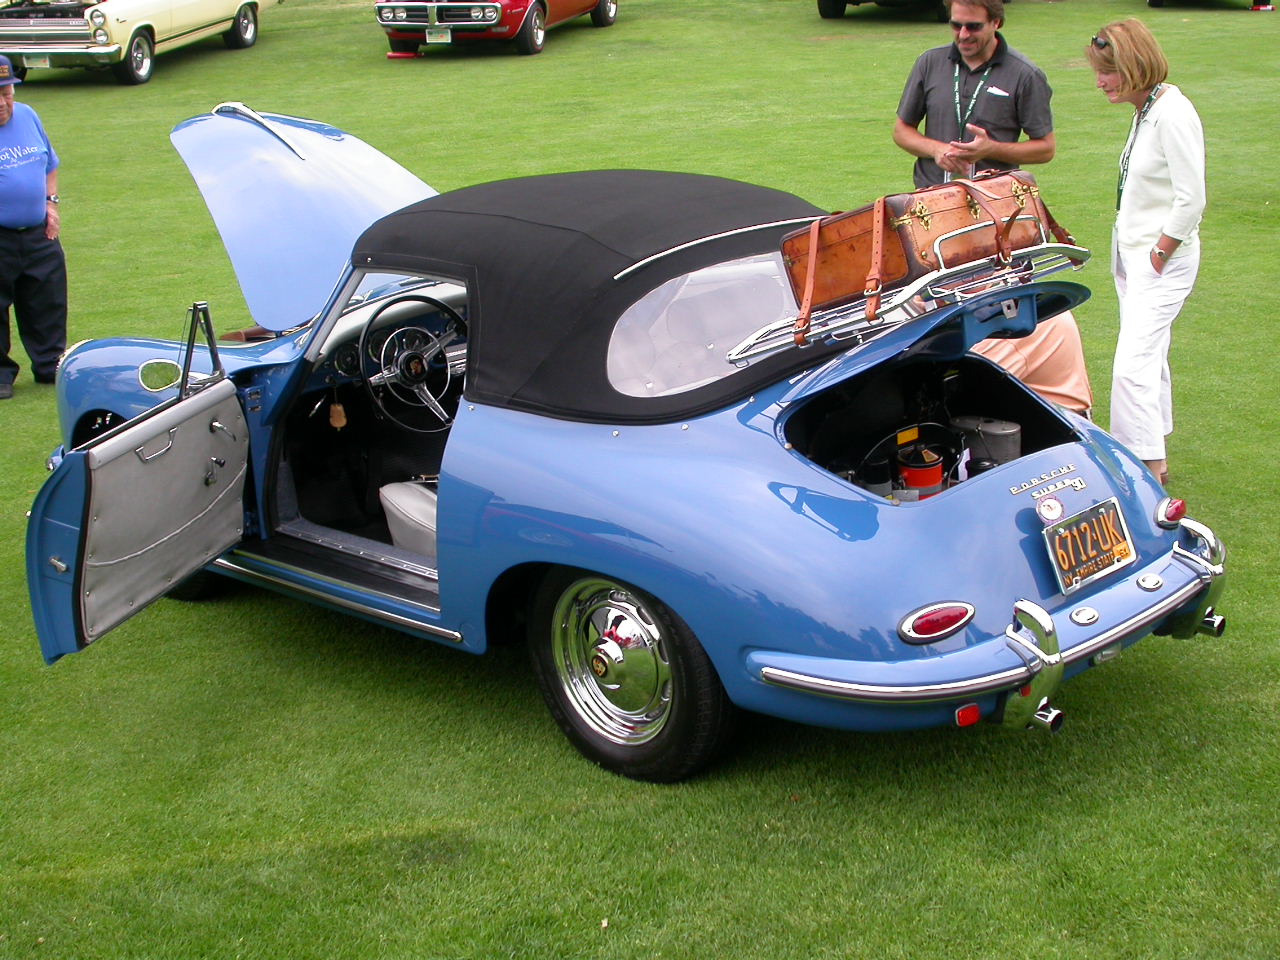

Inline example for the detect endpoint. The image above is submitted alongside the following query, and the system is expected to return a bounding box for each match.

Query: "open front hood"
[170,103,437,332]
[783,280,1091,404]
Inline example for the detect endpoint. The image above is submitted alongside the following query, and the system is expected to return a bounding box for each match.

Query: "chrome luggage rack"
[726,241,1090,364]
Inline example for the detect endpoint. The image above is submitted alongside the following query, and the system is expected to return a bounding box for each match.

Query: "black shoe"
[33,372,56,384]
[0,382,12,399]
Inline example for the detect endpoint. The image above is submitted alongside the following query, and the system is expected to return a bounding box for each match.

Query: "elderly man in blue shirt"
[0,54,65,400]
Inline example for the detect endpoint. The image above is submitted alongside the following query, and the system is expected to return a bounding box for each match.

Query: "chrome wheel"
[590,0,617,27]
[112,32,154,84]
[515,5,545,54]
[550,577,673,745]
[224,4,258,49]
[529,569,736,781]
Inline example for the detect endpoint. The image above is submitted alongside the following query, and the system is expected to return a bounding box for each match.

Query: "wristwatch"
[46,194,60,204]
[1152,246,1169,262]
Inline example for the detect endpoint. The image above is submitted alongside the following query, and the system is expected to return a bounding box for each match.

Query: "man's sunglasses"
[1091,35,1110,49]
[949,20,989,32]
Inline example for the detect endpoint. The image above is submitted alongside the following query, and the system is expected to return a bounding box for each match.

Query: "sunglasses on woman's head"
[1091,35,1110,49]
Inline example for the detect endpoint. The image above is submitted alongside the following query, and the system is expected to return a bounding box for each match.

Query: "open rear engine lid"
[780,279,1090,405]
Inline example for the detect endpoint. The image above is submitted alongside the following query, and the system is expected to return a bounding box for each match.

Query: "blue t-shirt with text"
[0,102,59,229]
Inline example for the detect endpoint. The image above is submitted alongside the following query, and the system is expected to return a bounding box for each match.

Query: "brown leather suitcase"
[781,171,1074,343]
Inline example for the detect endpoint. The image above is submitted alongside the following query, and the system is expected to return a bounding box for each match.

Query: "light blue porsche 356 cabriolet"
[26,103,1226,781]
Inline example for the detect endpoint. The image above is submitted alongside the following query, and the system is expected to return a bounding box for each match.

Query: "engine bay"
[784,354,1080,502]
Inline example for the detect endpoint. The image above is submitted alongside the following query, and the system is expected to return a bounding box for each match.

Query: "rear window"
[606,252,796,398]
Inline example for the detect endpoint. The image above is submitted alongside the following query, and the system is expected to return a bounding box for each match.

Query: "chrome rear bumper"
[757,516,1226,705]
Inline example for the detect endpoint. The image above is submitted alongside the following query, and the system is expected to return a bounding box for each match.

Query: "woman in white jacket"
[1087,19,1205,486]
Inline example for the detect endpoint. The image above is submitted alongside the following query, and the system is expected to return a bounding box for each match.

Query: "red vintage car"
[375,0,615,56]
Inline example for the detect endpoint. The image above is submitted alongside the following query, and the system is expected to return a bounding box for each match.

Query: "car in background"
[817,0,946,20]
[375,0,615,57]
[26,104,1227,782]
[0,0,260,84]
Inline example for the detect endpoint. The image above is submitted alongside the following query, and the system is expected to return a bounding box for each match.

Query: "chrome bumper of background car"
[2,43,122,61]
[757,517,1226,705]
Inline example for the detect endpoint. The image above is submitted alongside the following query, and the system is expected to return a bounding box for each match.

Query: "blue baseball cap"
[0,55,22,86]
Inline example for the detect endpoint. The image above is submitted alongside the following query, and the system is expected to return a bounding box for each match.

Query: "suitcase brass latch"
[890,200,932,230]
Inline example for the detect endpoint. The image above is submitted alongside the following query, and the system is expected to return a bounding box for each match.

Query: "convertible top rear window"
[607,252,797,397]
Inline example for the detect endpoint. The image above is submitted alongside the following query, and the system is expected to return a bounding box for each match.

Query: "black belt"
[0,222,44,233]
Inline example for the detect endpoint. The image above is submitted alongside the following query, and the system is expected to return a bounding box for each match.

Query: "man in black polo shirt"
[893,0,1054,188]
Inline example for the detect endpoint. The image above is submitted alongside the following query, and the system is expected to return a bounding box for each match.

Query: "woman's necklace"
[1117,83,1165,210]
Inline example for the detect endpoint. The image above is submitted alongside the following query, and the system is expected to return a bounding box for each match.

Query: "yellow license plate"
[1043,497,1136,594]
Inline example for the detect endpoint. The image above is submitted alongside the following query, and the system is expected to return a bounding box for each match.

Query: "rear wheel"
[590,0,617,27]
[528,570,736,781]
[111,31,154,84]
[817,0,847,18]
[515,5,546,54]
[223,4,258,49]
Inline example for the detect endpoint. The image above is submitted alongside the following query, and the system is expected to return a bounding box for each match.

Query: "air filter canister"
[951,415,1021,465]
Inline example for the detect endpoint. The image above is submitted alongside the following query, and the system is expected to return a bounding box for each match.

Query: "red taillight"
[955,702,982,727]
[899,602,976,643]
[1156,497,1187,528]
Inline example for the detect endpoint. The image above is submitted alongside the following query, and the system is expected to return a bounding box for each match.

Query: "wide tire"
[111,31,154,84]
[817,0,847,18]
[223,4,258,49]
[528,570,736,782]
[388,37,420,54]
[590,0,617,27]
[514,5,546,54]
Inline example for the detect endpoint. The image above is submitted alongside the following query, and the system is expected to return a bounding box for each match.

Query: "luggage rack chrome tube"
[726,241,1090,364]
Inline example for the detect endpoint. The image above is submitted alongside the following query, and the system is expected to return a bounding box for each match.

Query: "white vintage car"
[0,0,261,84]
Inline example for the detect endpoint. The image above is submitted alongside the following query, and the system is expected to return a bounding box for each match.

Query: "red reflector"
[955,703,982,727]
[1020,685,1032,697]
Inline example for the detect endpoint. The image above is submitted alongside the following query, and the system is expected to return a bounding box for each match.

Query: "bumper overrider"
[750,517,1226,726]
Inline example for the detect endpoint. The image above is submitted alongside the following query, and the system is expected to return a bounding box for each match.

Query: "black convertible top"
[352,170,825,423]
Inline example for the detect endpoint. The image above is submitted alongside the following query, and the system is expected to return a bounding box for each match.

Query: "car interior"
[269,281,468,576]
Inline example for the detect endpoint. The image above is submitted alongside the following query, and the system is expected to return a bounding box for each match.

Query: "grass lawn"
[2,0,1278,957]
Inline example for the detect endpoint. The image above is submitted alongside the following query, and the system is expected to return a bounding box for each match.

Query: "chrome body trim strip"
[212,555,462,643]
[612,218,821,281]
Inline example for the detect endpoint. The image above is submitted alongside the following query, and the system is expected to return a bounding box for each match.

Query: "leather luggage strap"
[951,179,1017,263]
[792,217,823,346]
[863,197,887,322]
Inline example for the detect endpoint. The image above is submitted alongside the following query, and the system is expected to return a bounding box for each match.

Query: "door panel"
[26,377,249,663]
[548,0,597,25]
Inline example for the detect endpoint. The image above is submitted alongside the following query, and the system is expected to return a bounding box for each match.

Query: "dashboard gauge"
[366,328,392,363]
[333,342,361,378]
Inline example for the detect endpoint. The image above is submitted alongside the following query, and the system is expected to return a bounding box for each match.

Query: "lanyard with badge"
[948,63,992,181]
[1116,83,1163,209]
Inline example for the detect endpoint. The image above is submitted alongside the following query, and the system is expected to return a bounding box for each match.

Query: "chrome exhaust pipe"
[1029,702,1064,733]
[1199,608,1226,638]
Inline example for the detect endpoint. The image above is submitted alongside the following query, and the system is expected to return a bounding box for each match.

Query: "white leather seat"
[378,482,439,558]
